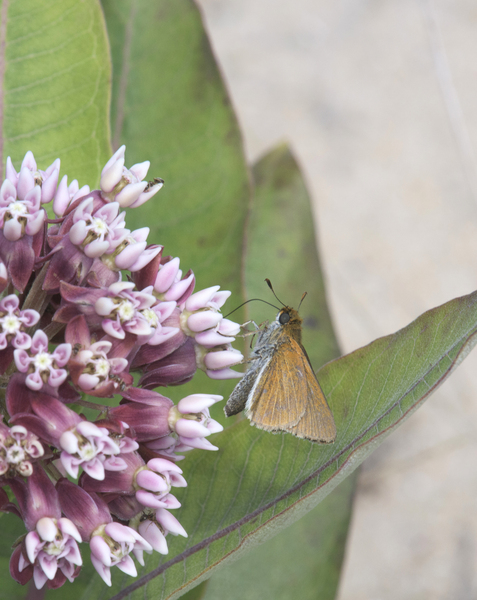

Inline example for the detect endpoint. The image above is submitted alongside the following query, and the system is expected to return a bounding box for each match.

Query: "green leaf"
[2,0,111,186]
[90,288,477,599]
[204,472,357,600]
[101,0,250,419]
[202,144,349,600]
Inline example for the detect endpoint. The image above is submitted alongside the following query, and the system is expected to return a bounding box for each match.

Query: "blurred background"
[195,0,477,598]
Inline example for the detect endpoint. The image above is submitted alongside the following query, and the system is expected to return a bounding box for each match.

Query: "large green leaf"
[204,472,357,600]
[1,0,111,185]
[78,249,477,598]
[101,0,250,416]
[203,145,348,600]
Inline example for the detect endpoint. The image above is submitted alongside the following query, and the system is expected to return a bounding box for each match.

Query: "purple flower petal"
[155,508,187,537]
[90,553,112,586]
[90,536,112,566]
[138,520,168,554]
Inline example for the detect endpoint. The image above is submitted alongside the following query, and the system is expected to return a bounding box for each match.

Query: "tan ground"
[196,0,477,597]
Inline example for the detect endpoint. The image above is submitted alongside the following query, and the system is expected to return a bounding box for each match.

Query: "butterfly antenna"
[297,291,308,312]
[224,298,280,319]
[265,279,285,306]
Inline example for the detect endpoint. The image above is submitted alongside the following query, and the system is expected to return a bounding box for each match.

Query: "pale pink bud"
[154,257,180,293]
[207,367,244,380]
[204,349,243,370]
[174,419,210,438]
[115,181,147,208]
[185,286,220,312]
[177,394,222,414]
[187,311,222,333]
[155,508,187,537]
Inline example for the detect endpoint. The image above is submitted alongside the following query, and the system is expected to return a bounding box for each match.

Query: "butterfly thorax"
[278,307,303,343]
[254,306,303,354]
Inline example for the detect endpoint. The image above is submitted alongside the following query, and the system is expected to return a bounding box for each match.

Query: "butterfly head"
[276,306,302,329]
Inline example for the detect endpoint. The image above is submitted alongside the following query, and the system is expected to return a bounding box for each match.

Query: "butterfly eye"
[279,311,290,325]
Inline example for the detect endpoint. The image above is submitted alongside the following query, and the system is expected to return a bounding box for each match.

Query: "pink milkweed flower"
[194,341,244,380]
[6,151,60,204]
[202,345,244,379]
[8,468,82,590]
[132,251,196,306]
[100,145,164,209]
[67,196,161,275]
[0,423,44,477]
[179,285,243,379]
[22,516,82,589]
[133,457,187,509]
[94,281,177,341]
[89,522,152,586]
[11,392,135,480]
[74,340,129,394]
[0,180,45,292]
[110,231,162,273]
[81,452,186,511]
[53,174,90,217]
[153,256,196,303]
[14,330,71,391]
[44,190,134,292]
[0,181,45,242]
[0,294,40,350]
[57,480,152,587]
[139,299,178,346]
[59,420,129,481]
[65,314,131,396]
[181,285,241,347]
[106,494,184,558]
[69,198,127,259]
[168,394,224,452]
[129,505,187,556]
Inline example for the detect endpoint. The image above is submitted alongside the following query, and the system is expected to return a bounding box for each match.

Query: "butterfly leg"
[237,319,270,337]
[236,320,260,338]
[240,355,260,364]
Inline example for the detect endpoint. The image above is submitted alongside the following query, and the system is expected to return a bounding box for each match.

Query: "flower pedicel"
[0,147,243,589]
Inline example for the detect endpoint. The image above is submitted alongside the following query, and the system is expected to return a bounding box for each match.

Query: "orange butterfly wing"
[245,337,336,443]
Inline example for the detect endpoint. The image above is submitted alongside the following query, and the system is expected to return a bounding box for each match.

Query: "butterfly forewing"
[246,337,336,443]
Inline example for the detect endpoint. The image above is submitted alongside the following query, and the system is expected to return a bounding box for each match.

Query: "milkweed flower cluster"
[0,147,243,590]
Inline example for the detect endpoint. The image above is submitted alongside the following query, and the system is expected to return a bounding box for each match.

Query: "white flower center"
[2,315,21,334]
[90,216,110,237]
[110,540,132,562]
[44,537,65,556]
[117,299,135,321]
[94,357,110,377]
[34,351,53,372]
[142,308,159,328]
[78,440,97,461]
[8,201,28,217]
[6,443,26,464]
